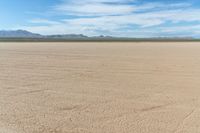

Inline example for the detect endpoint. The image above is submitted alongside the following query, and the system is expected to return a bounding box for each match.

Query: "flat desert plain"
[1,42,200,133]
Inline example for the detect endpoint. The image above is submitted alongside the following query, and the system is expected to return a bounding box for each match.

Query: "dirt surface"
[1,42,200,133]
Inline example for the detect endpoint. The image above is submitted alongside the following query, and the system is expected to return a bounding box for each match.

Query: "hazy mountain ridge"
[0,30,42,38]
[0,30,92,39]
[0,30,197,41]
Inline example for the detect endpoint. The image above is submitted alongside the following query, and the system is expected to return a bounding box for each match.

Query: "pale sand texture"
[1,42,200,133]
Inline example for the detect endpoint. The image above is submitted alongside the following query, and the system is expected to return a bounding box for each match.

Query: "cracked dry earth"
[1,42,200,133]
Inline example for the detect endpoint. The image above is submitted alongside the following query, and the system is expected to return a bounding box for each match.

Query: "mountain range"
[0,30,111,39]
[0,30,43,38]
[0,30,197,41]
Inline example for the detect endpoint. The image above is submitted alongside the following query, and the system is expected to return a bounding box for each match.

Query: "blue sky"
[1,0,200,37]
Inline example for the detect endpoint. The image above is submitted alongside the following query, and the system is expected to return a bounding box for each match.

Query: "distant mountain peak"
[0,29,118,39]
[0,30,91,39]
[0,30,42,38]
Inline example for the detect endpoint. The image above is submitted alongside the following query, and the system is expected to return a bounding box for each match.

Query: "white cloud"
[54,0,190,16]
[15,0,200,37]
[56,4,133,16]
[30,19,61,25]
[54,0,136,16]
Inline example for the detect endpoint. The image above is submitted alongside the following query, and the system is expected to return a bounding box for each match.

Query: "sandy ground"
[1,42,200,133]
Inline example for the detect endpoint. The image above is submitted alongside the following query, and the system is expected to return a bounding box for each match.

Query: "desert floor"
[1,42,200,133]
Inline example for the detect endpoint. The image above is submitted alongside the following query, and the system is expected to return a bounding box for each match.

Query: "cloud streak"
[16,0,200,37]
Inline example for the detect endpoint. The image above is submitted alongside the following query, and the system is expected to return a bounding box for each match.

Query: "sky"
[1,0,200,37]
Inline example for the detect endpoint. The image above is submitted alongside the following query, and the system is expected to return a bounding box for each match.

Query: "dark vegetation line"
[1,38,200,42]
